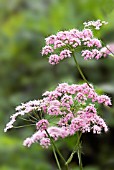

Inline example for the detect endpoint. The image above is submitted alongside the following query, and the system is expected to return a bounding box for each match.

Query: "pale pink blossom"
[36,119,49,131]
[49,54,60,65]
[23,137,34,147]
[4,100,41,132]
[82,29,93,39]
[97,95,111,106]
[40,138,51,148]
[100,46,110,57]
[54,40,65,49]
[83,38,102,48]
[60,49,72,60]
[75,92,87,103]
[45,35,56,45]
[41,45,53,55]
[83,20,108,30]
[81,50,93,60]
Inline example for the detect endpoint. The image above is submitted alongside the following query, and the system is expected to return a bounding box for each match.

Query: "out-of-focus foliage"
[1,0,114,169]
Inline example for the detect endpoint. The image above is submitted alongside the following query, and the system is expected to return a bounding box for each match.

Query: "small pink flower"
[82,50,93,60]
[60,49,72,60]
[83,20,108,30]
[69,38,81,47]
[61,94,73,107]
[49,54,60,65]
[56,31,69,41]
[97,95,111,106]
[40,138,50,148]
[83,38,102,48]
[47,105,61,115]
[92,125,101,134]
[23,138,34,147]
[36,119,49,131]
[100,46,110,57]
[45,35,56,45]
[41,45,53,55]
[54,40,65,49]
[82,29,93,39]
[75,92,87,103]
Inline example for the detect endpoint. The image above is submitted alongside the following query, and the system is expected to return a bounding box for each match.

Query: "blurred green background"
[0,0,114,169]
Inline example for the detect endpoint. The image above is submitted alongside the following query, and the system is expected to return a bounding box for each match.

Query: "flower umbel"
[4,83,111,148]
[42,20,110,64]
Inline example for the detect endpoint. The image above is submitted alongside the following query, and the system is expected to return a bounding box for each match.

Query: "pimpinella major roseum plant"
[4,20,114,170]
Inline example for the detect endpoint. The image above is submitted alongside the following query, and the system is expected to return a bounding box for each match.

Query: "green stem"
[13,124,36,128]
[66,132,82,166]
[52,145,62,170]
[45,130,69,170]
[46,130,65,162]
[77,143,83,170]
[37,110,68,169]
[72,52,91,88]
[19,117,36,123]
[77,132,83,170]
[28,113,38,121]
[38,113,68,169]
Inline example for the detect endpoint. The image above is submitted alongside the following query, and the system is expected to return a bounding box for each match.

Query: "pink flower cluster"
[4,83,111,148]
[70,104,108,134]
[48,50,72,65]
[81,48,110,60]
[83,20,108,30]
[36,119,49,131]
[41,20,110,64]
[4,100,42,132]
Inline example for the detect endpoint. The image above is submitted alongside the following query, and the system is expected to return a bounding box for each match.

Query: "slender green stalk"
[72,52,91,88]
[19,117,36,123]
[77,143,83,170]
[36,112,65,169]
[52,145,62,170]
[73,132,82,153]
[66,132,82,165]
[77,132,83,170]
[37,112,68,169]
[28,113,38,121]
[13,124,36,128]
[34,111,41,120]
[45,130,69,170]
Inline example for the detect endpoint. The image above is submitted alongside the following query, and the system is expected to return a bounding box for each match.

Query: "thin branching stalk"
[28,113,38,121]
[66,132,82,166]
[77,143,83,170]
[37,112,68,169]
[45,130,69,170]
[52,145,62,170]
[72,52,91,88]
[77,132,83,170]
[37,113,67,169]
[19,117,36,123]
[13,124,36,128]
